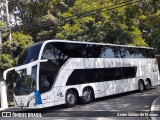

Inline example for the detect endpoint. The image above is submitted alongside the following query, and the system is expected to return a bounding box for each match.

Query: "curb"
[150,96,160,120]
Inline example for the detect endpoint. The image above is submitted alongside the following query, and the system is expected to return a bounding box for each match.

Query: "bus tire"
[138,80,145,92]
[145,79,151,90]
[81,87,93,104]
[65,90,77,107]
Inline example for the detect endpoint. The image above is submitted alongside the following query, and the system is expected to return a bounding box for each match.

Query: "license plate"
[19,103,24,107]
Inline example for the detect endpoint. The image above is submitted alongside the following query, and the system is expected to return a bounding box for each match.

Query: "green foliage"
[55,0,147,47]
[8,0,61,42]
[3,33,33,58]
[0,32,33,77]
[6,0,160,54]
[0,21,6,31]
[56,23,84,40]
[0,54,12,75]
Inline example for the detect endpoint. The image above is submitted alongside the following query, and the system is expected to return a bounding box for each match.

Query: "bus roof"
[41,39,153,49]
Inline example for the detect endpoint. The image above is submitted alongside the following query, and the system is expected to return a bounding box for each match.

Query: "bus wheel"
[138,80,145,92]
[145,79,151,90]
[81,87,92,104]
[65,90,77,107]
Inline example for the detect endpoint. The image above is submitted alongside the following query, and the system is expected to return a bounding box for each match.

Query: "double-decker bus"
[3,40,160,108]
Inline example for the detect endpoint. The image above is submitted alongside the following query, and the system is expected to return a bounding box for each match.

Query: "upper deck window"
[100,46,121,58]
[120,47,154,58]
[18,42,43,65]
[41,41,155,61]
[41,42,69,65]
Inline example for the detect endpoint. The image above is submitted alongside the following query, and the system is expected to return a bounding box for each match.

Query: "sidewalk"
[150,96,160,120]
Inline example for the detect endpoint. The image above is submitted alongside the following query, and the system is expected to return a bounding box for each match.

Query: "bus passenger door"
[39,74,54,107]
[39,61,61,107]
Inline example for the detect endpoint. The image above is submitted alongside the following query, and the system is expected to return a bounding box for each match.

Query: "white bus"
[3,40,160,109]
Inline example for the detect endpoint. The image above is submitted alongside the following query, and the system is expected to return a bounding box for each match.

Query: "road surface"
[2,85,160,120]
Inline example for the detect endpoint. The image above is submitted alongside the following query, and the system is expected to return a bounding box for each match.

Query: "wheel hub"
[67,93,75,104]
[83,91,91,101]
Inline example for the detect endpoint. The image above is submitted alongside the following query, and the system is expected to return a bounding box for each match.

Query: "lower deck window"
[66,67,137,85]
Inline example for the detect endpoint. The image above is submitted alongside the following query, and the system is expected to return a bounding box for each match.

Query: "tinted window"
[121,67,137,79]
[120,47,154,58]
[41,42,103,64]
[66,67,137,85]
[42,42,122,60]
[42,42,154,62]
[120,47,133,58]
[120,47,142,58]
[98,67,136,81]
[54,42,102,58]
[39,61,61,93]
[145,49,155,58]
[18,42,43,65]
[137,48,146,58]
[66,69,98,85]
[100,46,121,58]
[41,42,69,65]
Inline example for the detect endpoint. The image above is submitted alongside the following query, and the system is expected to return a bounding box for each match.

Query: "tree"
[7,0,160,51]
[138,0,160,52]
[0,32,33,79]
[8,0,60,42]
[55,0,148,46]
[0,32,33,104]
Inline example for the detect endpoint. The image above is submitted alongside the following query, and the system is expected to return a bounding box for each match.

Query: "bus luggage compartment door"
[41,92,54,107]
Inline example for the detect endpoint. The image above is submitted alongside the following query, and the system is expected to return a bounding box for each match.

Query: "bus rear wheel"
[138,80,145,92]
[145,79,151,90]
[65,90,77,107]
[81,87,93,104]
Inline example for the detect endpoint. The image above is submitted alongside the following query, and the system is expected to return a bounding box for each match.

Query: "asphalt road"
[2,85,160,120]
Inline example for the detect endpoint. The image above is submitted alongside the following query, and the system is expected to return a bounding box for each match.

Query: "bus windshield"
[14,66,37,95]
[18,42,43,65]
